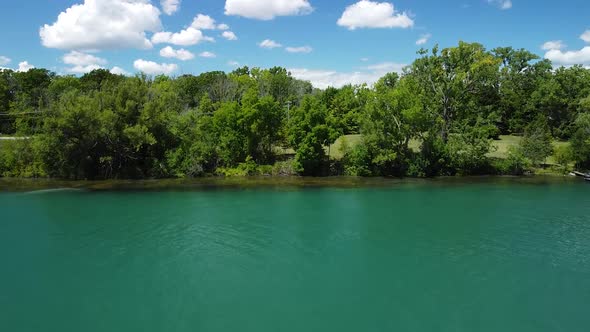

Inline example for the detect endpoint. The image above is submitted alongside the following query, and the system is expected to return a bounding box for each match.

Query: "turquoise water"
[1,179,590,331]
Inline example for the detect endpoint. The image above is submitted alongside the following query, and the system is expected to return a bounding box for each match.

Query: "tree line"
[1,42,589,179]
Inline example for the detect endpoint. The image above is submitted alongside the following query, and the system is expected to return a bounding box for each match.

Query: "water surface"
[1,179,589,331]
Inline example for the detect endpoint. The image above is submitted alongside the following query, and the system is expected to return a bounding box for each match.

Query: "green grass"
[328,134,362,159]
[328,134,571,165]
[488,135,570,165]
[281,134,571,169]
[328,135,422,159]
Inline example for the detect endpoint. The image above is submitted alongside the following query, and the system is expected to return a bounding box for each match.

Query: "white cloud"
[63,51,106,66]
[228,60,240,67]
[161,0,180,15]
[360,57,369,62]
[133,59,178,75]
[545,47,590,66]
[62,51,107,73]
[0,56,10,66]
[68,64,103,74]
[217,24,230,30]
[224,0,313,20]
[40,0,161,51]
[152,27,214,46]
[259,39,283,49]
[286,46,313,53]
[159,46,195,61]
[487,0,512,10]
[363,62,405,72]
[111,66,130,75]
[17,61,35,72]
[199,51,216,58]
[416,33,431,45]
[541,40,565,51]
[337,1,414,30]
[581,30,590,43]
[290,62,405,89]
[191,14,217,30]
[222,31,238,40]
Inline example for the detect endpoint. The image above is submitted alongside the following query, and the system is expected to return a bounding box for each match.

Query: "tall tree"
[409,42,501,142]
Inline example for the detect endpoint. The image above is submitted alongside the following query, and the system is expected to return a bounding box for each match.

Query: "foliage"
[519,116,554,167]
[2,41,590,179]
[570,112,590,169]
[494,146,531,175]
[554,145,573,171]
[288,95,339,175]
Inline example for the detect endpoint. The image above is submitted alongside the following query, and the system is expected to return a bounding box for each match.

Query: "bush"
[447,132,493,175]
[519,116,553,167]
[341,142,372,177]
[554,145,573,171]
[0,139,46,178]
[271,160,298,176]
[494,146,531,175]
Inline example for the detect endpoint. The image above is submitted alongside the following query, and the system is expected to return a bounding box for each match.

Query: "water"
[1,179,590,331]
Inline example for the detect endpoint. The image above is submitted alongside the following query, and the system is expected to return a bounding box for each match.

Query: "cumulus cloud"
[541,40,565,51]
[222,31,238,41]
[228,60,240,67]
[416,33,431,45]
[110,66,130,75]
[134,59,178,75]
[199,51,216,58]
[62,51,107,73]
[0,56,10,66]
[161,0,180,15]
[152,28,214,46]
[259,39,283,49]
[68,64,103,74]
[286,46,313,53]
[40,0,161,51]
[290,62,405,89]
[159,46,195,61]
[190,15,230,31]
[17,61,35,72]
[487,0,512,9]
[337,1,414,30]
[63,51,106,67]
[224,0,313,20]
[191,14,217,30]
[545,47,590,67]
[581,30,590,43]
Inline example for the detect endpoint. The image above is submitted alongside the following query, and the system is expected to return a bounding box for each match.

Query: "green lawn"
[489,135,570,165]
[328,135,422,159]
[327,134,570,165]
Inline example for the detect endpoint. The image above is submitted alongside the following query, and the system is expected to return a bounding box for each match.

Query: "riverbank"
[0,174,583,192]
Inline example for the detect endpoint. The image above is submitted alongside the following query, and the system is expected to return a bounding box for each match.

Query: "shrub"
[494,146,531,175]
[554,145,573,171]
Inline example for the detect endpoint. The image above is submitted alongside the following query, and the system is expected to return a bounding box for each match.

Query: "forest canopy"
[1,42,589,179]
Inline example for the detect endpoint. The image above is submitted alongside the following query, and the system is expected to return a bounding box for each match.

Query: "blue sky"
[1,0,589,88]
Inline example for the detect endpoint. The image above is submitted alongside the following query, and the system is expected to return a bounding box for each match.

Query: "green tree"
[492,47,552,134]
[570,113,590,169]
[353,76,427,176]
[519,116,554,167]
[288,95,339,175]
[409,42,501,142]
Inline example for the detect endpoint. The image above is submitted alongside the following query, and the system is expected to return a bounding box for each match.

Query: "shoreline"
[0,174,582,192]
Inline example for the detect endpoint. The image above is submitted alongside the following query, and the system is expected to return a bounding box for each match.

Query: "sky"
[1,0,590,88]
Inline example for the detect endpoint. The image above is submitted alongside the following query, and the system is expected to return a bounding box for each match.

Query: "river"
[1,178,589,331]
